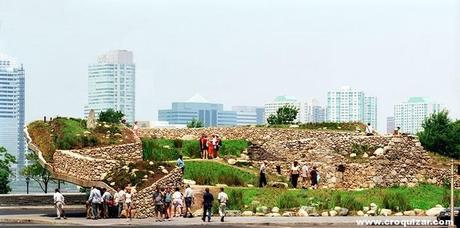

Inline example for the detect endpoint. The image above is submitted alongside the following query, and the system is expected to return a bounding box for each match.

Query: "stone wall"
[69,143,142,161]
[133,168,184,218]
[0,193,87,206]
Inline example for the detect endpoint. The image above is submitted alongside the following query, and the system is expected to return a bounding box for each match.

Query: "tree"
[0,146,16,194]
[98,109,124,124]
[418,110,460,158]
[187,118,204,128]
[21,153,53,193]
[267,105,299,125]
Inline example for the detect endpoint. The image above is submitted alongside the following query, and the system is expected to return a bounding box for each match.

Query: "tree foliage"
[418,110,460,158]
[0,146,16,194]
[187,118,204,128]
[98,109,124,124]
[267,105,299,125]
[21,153,53,193]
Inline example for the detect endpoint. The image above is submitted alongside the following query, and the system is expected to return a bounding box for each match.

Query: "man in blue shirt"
[177,155,185,173]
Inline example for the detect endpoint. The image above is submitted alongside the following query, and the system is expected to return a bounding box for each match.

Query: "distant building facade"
[303,99,326,123]
[326,86,377,129]
[0,53,25,175]
[394,97,442,134]
[386,116,395,134]
[85,50,135,123]
[264,96,326,124]
[264,96,301,123]
[232,106,265,125]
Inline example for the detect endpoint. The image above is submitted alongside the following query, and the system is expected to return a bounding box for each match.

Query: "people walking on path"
[153,186,165,222]
[217,187,228,222]
[301,162,309,189]
[289,161,300,188]
[172,187,183,217]
[102,188,112,218]
[183,184,194,218]
[259,161,268,187]
[199,135,208,159]
[177,155,185,173]
[310,166,319,189]
[125,187,134,221]
[201,187,214,222]
[53,188,66,220]
[164,187,173,220]
[88,186,102,220]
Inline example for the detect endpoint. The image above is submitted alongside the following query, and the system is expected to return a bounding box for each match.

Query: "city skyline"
[0,0,459,130]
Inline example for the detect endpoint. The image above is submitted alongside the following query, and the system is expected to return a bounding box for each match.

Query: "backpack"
[154,192,163,205]
[164,193,172,203]
[316,172,320,182]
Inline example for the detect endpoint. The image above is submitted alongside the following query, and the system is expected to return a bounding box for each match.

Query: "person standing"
[289,161,300,188]
[172,187,183,217]
[88,186,102,220]
[117,187,126,218]
[125,188,133,221]
[183,184,194,218]
[113,188,121,218]
[153,186,165,222]
[301,162,309,189]
[310,167,319,189]
[201,187,214,222]
[365,123,375,136]
[102,188,112,218]
[164,187,173,220]
[214,135,222,158]
[177,155,185,173]
[200,135,208,159]
[53,188,66,220]
[259,161,268,187]
[217,187,228,222]
[207,137,214,159]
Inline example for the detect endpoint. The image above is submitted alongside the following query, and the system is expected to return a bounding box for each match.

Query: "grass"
[141,138,249,161]
[183,160,257,186]
[219,184,460,212]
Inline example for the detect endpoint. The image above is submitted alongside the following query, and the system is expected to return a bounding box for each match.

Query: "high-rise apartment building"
[264,96,301,123]
[85,50,135,123]
[264,96,326,124]
[304,99,326,123]
[394,97,442,134]
[386,116,395,134]
[232,106,265,125]
[326,86,377,129]
[0,53,25,175]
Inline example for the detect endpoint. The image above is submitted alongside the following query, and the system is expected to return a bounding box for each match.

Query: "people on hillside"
[259,160,268,187]
[213,135,222,158]
[217,187,228,222]
[202,187,214,222]
[310,167,319,189]
[153,186,165,222]
[164,187,173,220]
[172,187,183,217]
[53,188,66,220]
[289,161,301,188]
[88,186,102,220]
[177,155,185,173]
[101,188,112,219]
[183,184,194,218]
[393,126,401,136]
[199,134,208,159]
[117,187,126,218]
[125,187,134,221]
[301,162,309,189]
[365,123,375,136]
[207,137,215,159]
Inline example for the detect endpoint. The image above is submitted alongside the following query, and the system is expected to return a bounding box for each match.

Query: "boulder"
[242,211,254,216]
[297,210,308,217]
[357,211,365,216]
[282,212,294,217]
[362,153,369,158]
[367,210,376,216]
[329,210,337,216]
[339,208,349,216]
[426,207,445,216]
[370,203,378,211]
[379,209,392,216]
[255,212,265,216]
[350,153,357,158]
[271,207,280,213]
[300,206,316,214]
[256,206,269,214]
[394,212,403,216]
[269,182,289,189]
[334,206,341,212]
[227,159,237,165]
[374,148,384,156]
[321,212,329,217]
[226,210,241,217]
[363,206,370,213]
[403,210,416,216]
[414,209,425,216]
[183,179,196,185]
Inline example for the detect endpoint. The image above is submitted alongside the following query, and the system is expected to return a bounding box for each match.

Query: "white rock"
[271,207,280,213]
[161,169,169,174]
[242,211,254,216]
[426,207,445,216]
[380,209,392,216]
[183,179,196,185]
[357,211,364,216]
[403,210,415,216]
[370,203,378,211]
[374,148,384,156]
[149,161,154,165]
[110,182,115,186]
[143,175,148,179]
[255,212,265,216]
[414,209,424,215]
[297,210,309,217]
[363,206,369,212]
[227,159,237,165]
[282,212,293,217]
[334,206,341,211]
[362,153,369,158]
[329,210,337,216]
[321,212,329,217]
[394,212,403,216]
[350,153,357,158]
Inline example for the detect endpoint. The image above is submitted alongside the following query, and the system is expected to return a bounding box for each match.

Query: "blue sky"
[0,0,459,130]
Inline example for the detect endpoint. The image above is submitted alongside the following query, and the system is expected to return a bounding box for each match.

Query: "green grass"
[141,138,249,161]
[220,184,460,212]
[183,160,257,186]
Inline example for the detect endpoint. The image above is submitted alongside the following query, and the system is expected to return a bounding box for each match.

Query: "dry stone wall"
[69,143,142,161]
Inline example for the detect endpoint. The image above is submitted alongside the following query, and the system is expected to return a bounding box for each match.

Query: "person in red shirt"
[199,135,208,159]
[207,136,214,159]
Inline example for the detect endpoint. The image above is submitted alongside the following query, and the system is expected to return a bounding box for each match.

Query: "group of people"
[199,134,222,159]
[86,186,134,220]
[259,160,320,189]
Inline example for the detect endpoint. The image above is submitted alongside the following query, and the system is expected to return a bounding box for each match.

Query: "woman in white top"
[125,188,133,221]
[289,161,301,188]
[172,187,183,217]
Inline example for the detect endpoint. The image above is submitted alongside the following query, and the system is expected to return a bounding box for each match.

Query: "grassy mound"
[141,138,249,161]
[184,160,257,187]
[27,117,136,162]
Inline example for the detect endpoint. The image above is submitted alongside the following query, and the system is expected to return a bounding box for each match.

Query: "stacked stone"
[69,143,142,161]
[133,168,184,218]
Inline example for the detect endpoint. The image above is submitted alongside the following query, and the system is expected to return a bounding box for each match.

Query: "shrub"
[267,105,299,125]
[98,109,124,124]
[182,140,201,158]
[340,195,363,211]
[382,192,411,212]
[277,191,301,209]
[218,172,245,187]
[141,139,180,161]
[173,139,183,148]
[184,161,256,186]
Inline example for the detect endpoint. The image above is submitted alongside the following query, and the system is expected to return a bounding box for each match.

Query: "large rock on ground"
[426,206,445,216]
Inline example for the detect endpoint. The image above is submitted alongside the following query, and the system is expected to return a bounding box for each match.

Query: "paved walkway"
[0,214,443,227]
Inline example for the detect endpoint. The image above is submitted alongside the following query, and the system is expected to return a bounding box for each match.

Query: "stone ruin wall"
[142,127,460,189]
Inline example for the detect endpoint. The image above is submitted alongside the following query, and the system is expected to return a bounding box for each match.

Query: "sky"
[0,0,459,131]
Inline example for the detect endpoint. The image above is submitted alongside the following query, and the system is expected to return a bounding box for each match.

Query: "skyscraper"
[0,53,25,175]
[264,96,301,123]
[304,99,326,123]
[394,97,442,134]
[326,86,377,129]
[85,50,136,123]
[386,116,395,134]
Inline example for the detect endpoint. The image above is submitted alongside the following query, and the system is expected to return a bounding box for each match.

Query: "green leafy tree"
[267,105,299,125]
[21,153,53,193]
[187,118,204,128]
[0,146,16,194]
[418,110,460,158]
[98,109,124,124]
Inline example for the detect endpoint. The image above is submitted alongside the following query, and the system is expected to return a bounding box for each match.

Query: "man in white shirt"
[117,187,126,218]
[301,162,309,189]
[259,161,268,187]
[88,186,102,220]
[183,184,194,218]
[217,187,228,222]
[53,188,66,219]
[365,123,375,136]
